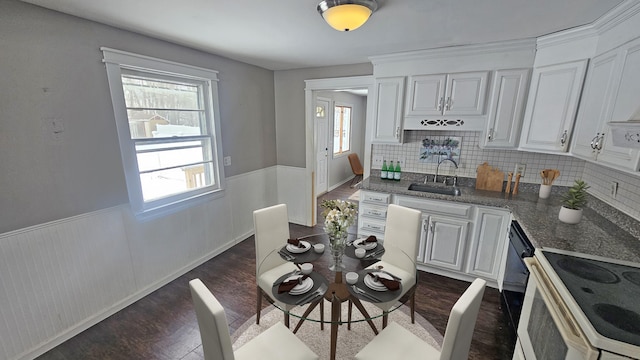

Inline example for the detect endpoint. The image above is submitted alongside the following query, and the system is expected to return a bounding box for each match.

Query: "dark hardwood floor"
[37,181,514,360]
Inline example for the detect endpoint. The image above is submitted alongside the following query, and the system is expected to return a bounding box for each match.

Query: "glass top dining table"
[258,233,412,360]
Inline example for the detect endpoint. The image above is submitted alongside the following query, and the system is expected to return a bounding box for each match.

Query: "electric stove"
[538,249,640,358]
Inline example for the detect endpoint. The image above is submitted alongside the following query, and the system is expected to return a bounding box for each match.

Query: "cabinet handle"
[445,97,452,111]
[596,133,605,151]
[395,126,400,138]
[590,134,599,150]
[437,97,444,111]
[430,222,434,233]
[488,128,494,142]
[560,130,568,147]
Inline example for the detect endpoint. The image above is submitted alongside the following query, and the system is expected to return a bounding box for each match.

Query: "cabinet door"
[599,38,640,170]
[372,76,405,144]
[445,71,489,116]
[467,208,509,281]
[481,69,530,149]
[571,52,619,160]
[424,216,469,271]
[519,60,588,153]
[406,74,446,116]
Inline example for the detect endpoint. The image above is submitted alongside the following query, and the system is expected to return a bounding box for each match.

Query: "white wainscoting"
[0,166,278,360]
[276,165,312,226]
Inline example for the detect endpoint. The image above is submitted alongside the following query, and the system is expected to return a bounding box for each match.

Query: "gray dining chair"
[189,278,319,360]
[253,204,299,327]
[354,278,487,360]
[365,204,422,328]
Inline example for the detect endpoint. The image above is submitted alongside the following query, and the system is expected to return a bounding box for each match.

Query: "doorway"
[304,76,375,226]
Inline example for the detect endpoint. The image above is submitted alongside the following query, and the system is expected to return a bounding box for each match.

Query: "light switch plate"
[515,163,526,177]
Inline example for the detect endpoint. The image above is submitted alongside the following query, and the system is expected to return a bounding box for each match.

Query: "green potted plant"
[558,180,590,224]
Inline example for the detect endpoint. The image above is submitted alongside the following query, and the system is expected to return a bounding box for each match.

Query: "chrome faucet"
[434,158,459,183]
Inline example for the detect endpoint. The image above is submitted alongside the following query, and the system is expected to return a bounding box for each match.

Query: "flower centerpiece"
[321,199,357,271]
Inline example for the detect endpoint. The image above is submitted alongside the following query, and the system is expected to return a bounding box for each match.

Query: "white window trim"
[102,47,225,220]
[332,102,353,158]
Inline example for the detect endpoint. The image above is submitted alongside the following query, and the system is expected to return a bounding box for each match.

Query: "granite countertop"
[360,176,640,263]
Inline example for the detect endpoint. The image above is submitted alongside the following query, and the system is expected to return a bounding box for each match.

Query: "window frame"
[102,47,225,219]
[332,103,353,157]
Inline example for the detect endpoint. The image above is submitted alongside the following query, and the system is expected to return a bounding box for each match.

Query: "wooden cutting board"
[476,162,504,192]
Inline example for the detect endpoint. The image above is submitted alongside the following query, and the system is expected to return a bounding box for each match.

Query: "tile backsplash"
[371,130,640,220]
[372,130,584,186]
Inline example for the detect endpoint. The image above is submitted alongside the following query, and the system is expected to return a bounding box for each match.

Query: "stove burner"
[557,258,620,284]
[593,304,640,335]
[622,271,640,287]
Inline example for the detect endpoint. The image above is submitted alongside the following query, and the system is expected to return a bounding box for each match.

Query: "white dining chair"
[365,204,422,328]
[189,279,319,360]
[253,204,299,327]
[354,278,487,360]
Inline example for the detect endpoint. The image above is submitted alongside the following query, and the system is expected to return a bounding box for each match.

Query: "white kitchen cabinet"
[481,69,530,149]
[466,207,510,280]
[519,60,587,153]
[423,215,470,272]
[571,51,619,161]
[571,37,640,171]
[357,190,391,240]
[372,76,405,144]
[601,37,640,170]
[406,71,489,117]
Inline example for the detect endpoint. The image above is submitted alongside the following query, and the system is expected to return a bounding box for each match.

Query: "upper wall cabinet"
[480,69,530,149]
[406,71,489,117]
[518,60,588,153]
[572,37,640,171]
[372,76,405,144]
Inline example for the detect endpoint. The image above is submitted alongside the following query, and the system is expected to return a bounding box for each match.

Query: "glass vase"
[328,232,347,272]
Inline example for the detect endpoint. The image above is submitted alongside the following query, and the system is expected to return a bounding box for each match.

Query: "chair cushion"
[365,261,415,311]
[258,262,298,310]
[235,322,319,360]
[354,322,440,360]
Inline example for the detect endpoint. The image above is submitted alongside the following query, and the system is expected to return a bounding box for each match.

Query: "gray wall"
[274,64,373,168]
[316,91,367,188]
[0,0,277,233]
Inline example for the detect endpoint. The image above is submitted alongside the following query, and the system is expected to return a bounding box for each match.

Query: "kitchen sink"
[408,183,462,196]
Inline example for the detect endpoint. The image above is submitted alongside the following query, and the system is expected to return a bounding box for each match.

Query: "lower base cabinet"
[466,207,510,281]
[423,215,470,272]
[396,194,511,287]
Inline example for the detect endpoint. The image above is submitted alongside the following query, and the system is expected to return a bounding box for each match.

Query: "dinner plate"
[364,272,393,292]
[353,238,377,251]
[286,276,314,295]
[286,241,311,254]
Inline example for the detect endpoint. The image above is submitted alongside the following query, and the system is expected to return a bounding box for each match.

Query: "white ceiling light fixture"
[317,0,378,32]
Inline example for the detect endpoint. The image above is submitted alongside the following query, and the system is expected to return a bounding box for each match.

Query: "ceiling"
[22,0,624,71]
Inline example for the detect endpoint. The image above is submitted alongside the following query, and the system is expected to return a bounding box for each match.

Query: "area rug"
[231,302,443,359]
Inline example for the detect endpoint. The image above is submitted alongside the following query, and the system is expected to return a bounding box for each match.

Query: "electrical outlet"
[223,156,231,166]
[372,155,383,168]
[515,163,526,177]
[611,181,618,198]
[397,157,405,167]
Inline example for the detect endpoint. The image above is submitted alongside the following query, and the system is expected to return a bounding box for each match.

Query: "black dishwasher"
[501,220,534,344]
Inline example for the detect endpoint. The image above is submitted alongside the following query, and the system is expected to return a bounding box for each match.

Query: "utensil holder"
[539,184,552,199]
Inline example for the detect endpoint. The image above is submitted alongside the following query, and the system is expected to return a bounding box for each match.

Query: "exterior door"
[315,98,330,195]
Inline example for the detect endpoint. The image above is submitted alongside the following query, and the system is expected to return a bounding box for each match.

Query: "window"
[102,48,225,218]
[333,105,352,155]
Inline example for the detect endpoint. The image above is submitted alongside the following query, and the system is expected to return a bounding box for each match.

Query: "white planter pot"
[558,206,583,224]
